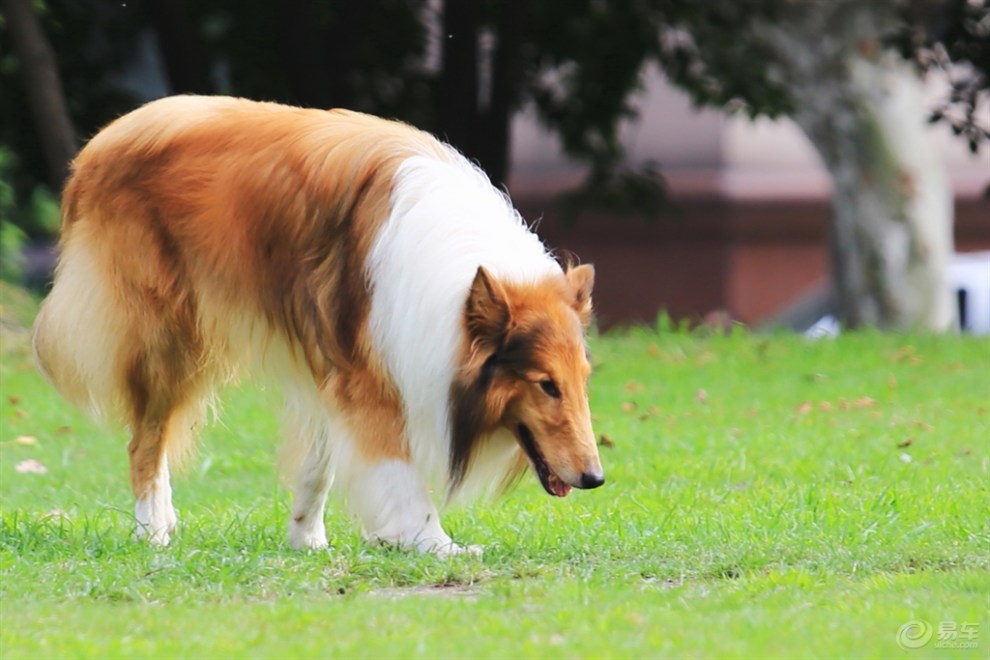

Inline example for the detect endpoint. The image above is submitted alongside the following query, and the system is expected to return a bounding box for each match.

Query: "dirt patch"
[370,583,482,602]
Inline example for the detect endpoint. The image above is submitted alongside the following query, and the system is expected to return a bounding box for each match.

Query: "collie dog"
[33,96,604,555]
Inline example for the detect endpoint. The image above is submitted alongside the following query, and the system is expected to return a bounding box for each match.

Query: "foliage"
[2,317,987,656]
[911,0,990,153]
[0,221,26,283]
[0,0,986,238]
[0,0,141,204]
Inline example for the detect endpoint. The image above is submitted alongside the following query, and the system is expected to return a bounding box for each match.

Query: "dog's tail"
[32,199,213,470]
[32,232,132,426]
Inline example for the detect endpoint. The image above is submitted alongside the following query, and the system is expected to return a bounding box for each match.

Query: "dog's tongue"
[547,473,572,497]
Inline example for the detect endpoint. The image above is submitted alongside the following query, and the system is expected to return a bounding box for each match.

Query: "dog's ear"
[466,266,510,352]
[565,264,594,327]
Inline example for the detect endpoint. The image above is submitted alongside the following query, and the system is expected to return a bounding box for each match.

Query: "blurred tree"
[655,0,988,331]
[0,0,141,234]
[0,0,985,328]
[0,0,76,190]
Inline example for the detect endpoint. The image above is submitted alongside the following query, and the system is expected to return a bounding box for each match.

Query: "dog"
[32,95,604,555]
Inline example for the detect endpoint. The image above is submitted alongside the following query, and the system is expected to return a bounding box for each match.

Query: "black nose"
[579,471,605,489]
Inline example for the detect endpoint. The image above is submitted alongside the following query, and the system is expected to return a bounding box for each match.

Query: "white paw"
[432,541,483,558]
[134,497,177,546]
[395,535,483,558]
[289,518,329,550]
[134,521,172,546]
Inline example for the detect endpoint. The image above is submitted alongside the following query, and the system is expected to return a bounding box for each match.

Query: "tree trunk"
[479,0,527,187]
[149,0,215,95]
[439,0,481,163]
[278,0,332,107]
[755,2,955,331]
[1,0,78,190]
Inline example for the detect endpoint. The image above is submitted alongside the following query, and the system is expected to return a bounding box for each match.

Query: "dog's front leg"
[346,459,480,557]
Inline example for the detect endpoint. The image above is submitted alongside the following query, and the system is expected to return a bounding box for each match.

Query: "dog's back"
[35,97,447,421]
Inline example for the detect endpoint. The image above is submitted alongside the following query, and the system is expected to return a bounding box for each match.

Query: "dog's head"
[452,264,603,497]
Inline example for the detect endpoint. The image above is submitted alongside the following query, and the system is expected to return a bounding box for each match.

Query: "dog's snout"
[579,470,605,489]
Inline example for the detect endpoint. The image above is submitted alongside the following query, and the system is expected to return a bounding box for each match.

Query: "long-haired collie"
[33,95,604,555]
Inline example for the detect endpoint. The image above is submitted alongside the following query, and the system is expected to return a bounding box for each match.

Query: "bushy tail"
[32,239,131,425]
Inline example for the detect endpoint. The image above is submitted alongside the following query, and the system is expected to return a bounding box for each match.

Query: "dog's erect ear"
[565,264,594,327]
[466,266,510,351]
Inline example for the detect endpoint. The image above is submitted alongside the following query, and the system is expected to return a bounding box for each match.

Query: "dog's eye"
[539,379,561,399]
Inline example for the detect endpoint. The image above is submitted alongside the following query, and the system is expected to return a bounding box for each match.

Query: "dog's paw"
[134,501,178,546]
[134,522,172,547]
[429,540,483,559]
[289,520,329,550]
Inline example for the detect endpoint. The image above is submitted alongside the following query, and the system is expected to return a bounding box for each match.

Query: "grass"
[1,287,988,658]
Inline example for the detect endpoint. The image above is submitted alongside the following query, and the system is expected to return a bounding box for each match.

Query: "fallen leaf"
[625,381,644,394]
[620,401,637,413]
[796,402,813,415]
[819,402,834,412]
[7,395,20,405]
[14,435,37,446]
[55,426,72,435]
[15,459,47,474]
[598,434,615,448]
[897,438,914,448]
[695,388,708,404]
[854,397,877,408]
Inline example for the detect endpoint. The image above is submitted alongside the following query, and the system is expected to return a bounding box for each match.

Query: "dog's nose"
[579,470,605,489]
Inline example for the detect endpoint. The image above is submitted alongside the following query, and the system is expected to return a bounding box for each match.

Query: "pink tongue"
[547,473,572,497]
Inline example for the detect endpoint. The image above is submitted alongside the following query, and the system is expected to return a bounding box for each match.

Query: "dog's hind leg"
[130,425,177,545]
[125,347,206,546]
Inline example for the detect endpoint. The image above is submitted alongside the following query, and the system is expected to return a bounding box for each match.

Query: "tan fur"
[33,96,446,502]
[452,265,600,491]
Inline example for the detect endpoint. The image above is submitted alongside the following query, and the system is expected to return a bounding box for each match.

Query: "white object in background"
[949,251,990,335]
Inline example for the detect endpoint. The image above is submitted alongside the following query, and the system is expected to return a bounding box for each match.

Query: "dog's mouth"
[515,423,571,498]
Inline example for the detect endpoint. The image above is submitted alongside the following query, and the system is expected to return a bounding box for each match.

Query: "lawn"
[1,283,988,659]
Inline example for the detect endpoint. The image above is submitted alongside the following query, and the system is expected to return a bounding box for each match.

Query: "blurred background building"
[508,66,989,328]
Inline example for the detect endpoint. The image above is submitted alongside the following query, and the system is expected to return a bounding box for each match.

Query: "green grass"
[1,297,988,658]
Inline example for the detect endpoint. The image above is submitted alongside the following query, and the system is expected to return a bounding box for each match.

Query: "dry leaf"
[897,438,914,448]
[7,395,20,405]
[14,435,37,446]
[598,434,615,448]
[695,388,708,404]
[620,401,637,413]
[625,381,644,394]
[796,402,813,415]
[15,459,47,474]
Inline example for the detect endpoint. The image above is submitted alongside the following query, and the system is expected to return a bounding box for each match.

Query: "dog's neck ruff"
[365,152,559,504]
